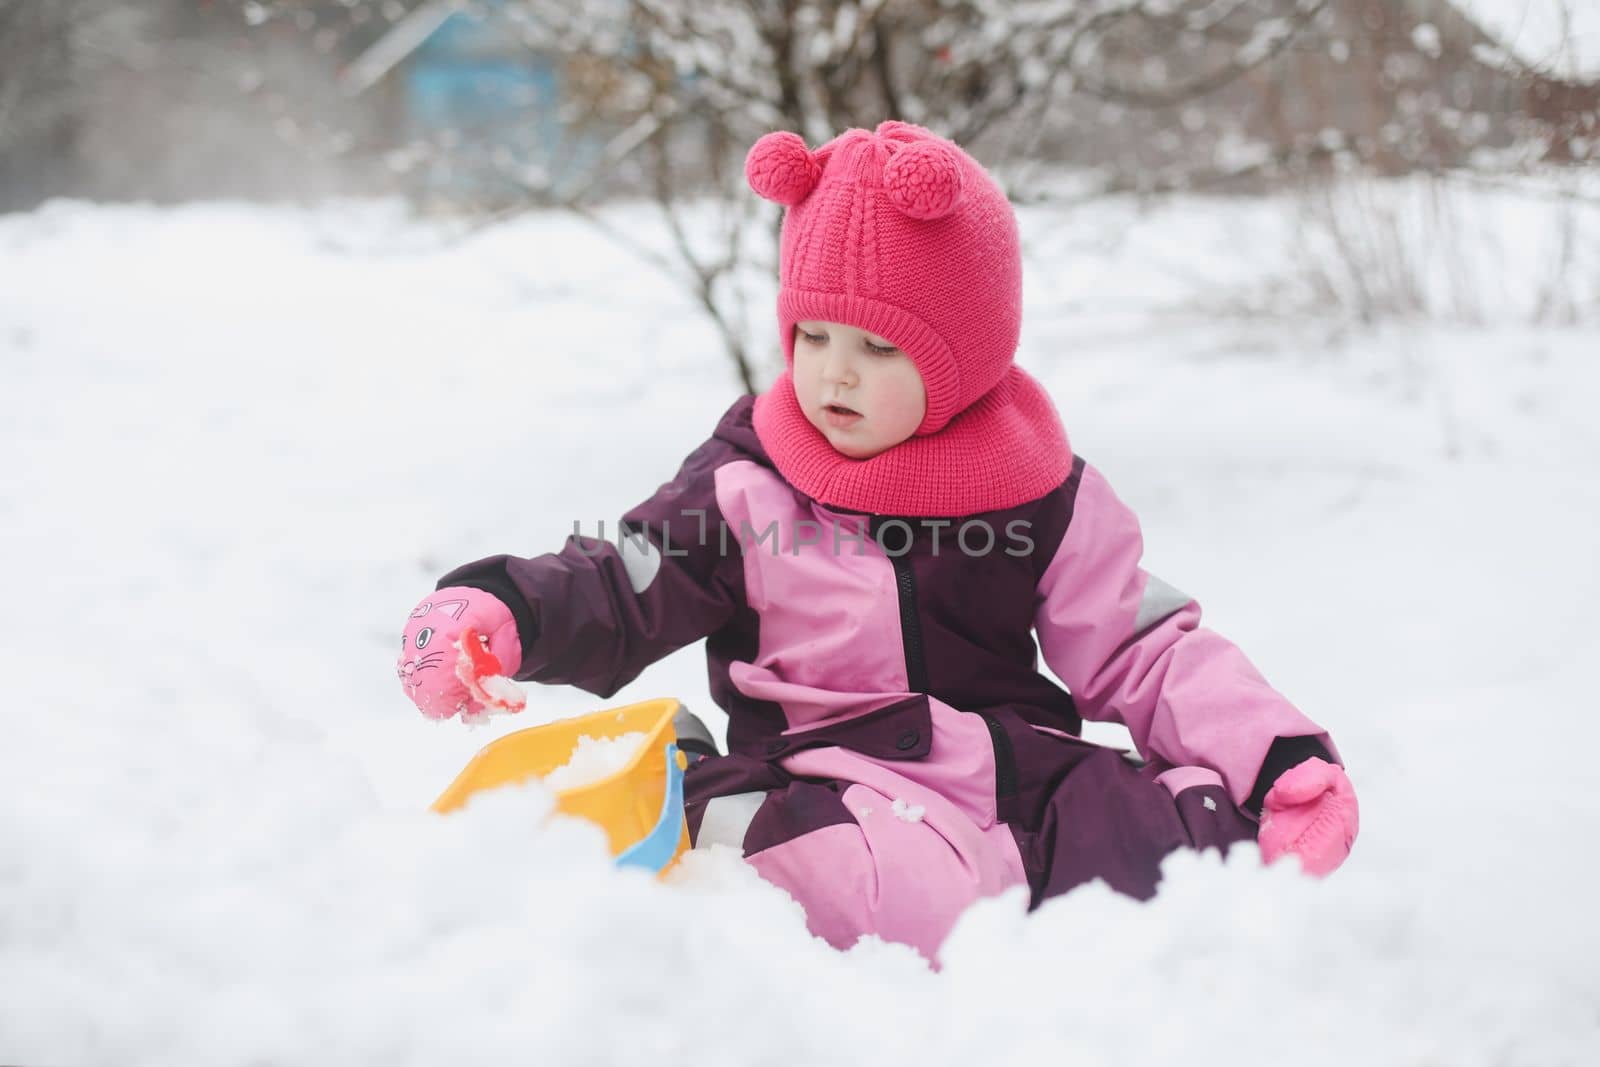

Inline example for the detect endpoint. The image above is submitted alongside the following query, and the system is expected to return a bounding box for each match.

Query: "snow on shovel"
[453,625,526,722]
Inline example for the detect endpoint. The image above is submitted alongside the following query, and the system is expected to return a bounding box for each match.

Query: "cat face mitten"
[397,586,523,721]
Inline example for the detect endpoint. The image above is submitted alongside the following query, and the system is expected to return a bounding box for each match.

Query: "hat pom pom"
[746,132,821,207]
[883,141,964,221]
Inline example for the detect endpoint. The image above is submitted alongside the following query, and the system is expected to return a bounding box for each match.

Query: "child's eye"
[798,329,826,345]
[865,340,899,355]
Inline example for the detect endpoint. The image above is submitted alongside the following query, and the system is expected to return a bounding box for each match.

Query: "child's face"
[792,320,927,460]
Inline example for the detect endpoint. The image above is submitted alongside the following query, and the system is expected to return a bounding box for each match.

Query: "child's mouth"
[823,403,863,427]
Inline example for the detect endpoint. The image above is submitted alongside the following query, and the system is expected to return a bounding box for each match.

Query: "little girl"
[397,120,1359,962]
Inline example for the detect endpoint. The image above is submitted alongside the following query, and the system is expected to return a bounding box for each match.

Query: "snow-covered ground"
[2,187,1597,1065]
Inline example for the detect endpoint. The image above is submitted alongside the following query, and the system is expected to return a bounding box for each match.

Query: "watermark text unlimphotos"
[571,512,1034,559]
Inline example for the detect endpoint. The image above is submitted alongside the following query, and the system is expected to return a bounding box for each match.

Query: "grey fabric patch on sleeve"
[695,791,766,851]
[617,524,663,594]
[1134,573,1192,636]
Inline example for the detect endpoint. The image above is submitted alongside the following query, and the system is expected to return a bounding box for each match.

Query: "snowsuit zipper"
[887,553,929,693]
[978,712,1020,799]
[877,521,1016,802]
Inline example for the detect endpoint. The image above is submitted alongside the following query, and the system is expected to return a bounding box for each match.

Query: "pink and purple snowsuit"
[440,396,1339,961]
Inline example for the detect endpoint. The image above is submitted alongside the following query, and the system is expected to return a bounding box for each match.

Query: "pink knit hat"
[747,120,1072,517]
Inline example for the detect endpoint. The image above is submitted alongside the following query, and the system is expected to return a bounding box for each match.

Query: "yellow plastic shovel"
[431,697,692,874]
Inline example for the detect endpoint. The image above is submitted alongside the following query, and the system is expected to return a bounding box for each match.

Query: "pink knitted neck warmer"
[753,365,1073,517]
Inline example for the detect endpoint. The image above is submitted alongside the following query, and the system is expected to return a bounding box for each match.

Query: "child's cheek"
[883,374,928,429]
[791,356,818,405]
[885,391,918,425]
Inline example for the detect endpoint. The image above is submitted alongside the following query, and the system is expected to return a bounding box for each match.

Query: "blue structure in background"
[347,0,604,198]
[405,12,560,151]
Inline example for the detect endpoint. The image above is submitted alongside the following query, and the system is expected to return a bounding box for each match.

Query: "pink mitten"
[396,586,524,722]
[1257,757,1359,877]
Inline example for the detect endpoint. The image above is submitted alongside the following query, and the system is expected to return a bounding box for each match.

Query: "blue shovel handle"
[615,742,687,873]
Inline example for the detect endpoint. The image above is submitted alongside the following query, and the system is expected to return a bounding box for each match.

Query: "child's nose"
[821,346,857,385]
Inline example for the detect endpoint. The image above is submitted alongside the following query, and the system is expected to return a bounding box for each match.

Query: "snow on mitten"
[397,586,524,722]
[1257,757,1359,877]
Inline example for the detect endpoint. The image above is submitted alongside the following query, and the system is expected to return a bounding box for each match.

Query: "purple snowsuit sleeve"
[1033,461,1339,810]
[437,433,746,699]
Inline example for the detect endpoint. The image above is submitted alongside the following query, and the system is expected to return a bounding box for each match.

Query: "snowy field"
[2,186,1598,1065]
